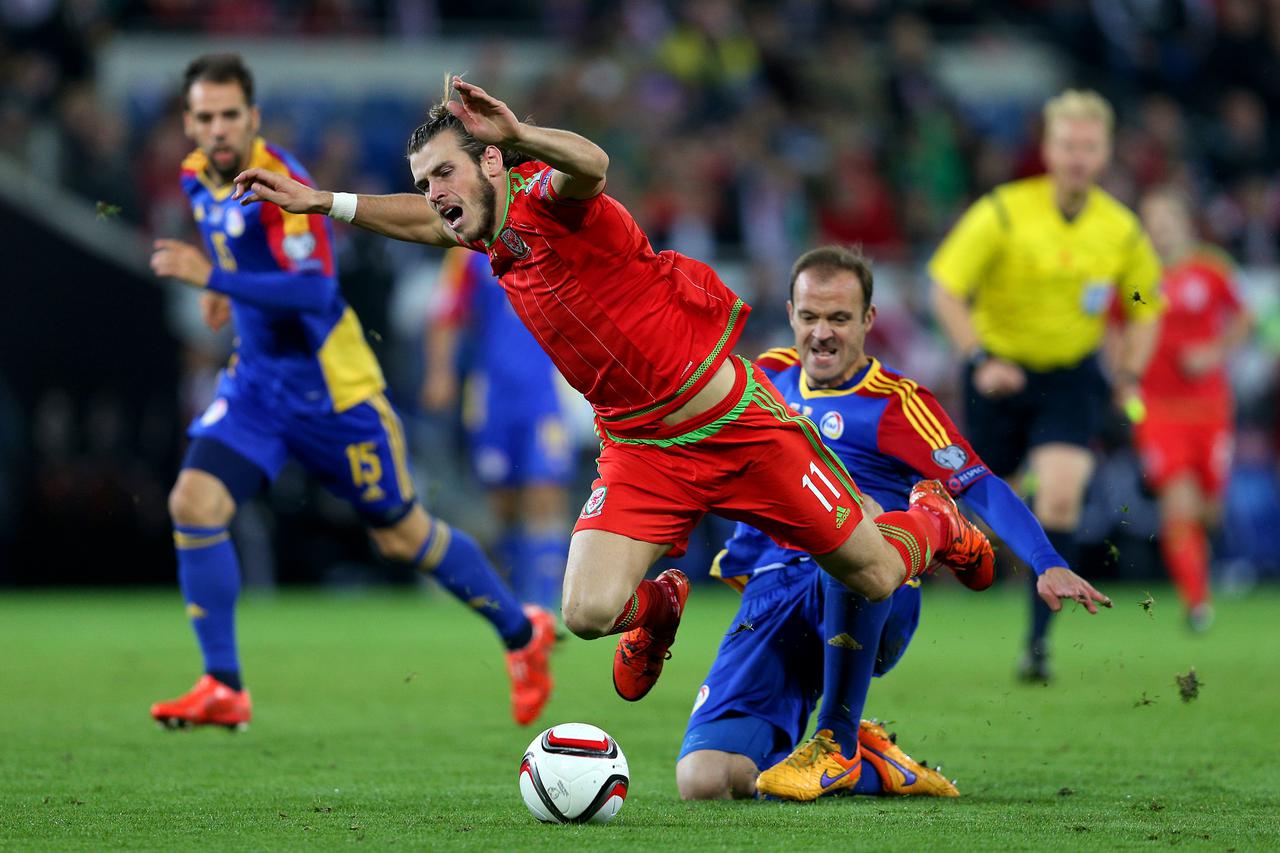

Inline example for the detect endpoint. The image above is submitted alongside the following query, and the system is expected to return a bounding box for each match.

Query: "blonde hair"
[1043,89,1114,134]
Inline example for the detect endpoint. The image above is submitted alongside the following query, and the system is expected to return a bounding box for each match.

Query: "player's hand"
[1036,567,1112,614]
[1180,343,1221,378]
[973,358,1026,399]
[233,167,328,214]
[420,370,458,413]
[200,292,232,332]
[151,239,213,288]
[447,77,522,146]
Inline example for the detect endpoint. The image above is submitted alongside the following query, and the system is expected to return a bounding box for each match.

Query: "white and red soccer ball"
[518,723,628,824]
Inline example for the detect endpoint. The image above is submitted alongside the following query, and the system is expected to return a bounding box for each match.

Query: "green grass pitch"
[2,582,1278,851]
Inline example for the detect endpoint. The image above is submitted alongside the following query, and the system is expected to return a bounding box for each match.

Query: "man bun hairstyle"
[789,244,875,315]
[405,75,531,169]
[183,53,254,109]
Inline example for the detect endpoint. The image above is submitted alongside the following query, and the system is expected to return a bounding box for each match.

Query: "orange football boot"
[150,675,252,731]
[506,604,557,726]
[908,479,995,590]
[612,569,689,701]
[755,729,862,801]
[858,720,959,797]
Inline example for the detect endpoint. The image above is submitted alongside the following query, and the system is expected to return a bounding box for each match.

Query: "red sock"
[1161,518,1209,609]
[608,579,671,635]
[875,509,947,583]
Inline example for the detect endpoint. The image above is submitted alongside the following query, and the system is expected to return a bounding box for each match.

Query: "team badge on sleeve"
[283,233,316,261]
[931,444,969,470]
[580,485,608,519]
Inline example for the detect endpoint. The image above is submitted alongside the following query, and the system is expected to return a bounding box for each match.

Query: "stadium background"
[2,0,1279,594]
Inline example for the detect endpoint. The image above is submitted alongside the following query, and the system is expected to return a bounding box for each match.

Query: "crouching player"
[677,247,1111,801]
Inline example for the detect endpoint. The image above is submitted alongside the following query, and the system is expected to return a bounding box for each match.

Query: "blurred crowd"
[4,0,1280,582]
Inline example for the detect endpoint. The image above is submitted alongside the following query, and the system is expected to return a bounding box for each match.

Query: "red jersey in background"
[1140,248,1243,423]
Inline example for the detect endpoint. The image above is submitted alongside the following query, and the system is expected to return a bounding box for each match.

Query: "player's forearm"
[1116,319,1159,380]
[931,284,981,355]
[338,193,450,245]
[962,475,1064,574]
[511,124,608,192]
[207,268,337,313]
[425,324,460,382]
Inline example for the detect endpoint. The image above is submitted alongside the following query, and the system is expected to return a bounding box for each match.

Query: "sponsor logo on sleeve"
[537,168,554,198]
[931,444,969,470]
[946,463,990,493]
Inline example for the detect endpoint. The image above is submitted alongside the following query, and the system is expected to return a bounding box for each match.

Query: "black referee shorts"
[963,354,1108,478]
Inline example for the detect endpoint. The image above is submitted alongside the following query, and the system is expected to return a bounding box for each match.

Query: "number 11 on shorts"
[802,460,841,512]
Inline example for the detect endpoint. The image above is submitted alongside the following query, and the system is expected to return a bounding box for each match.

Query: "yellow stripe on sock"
[173,530,230,550]
[417,519,453,571]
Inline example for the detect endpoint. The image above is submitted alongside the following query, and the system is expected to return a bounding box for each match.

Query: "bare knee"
[168,470,235,527]
[677,751,757,801]
[1035,491,1082,530]
[371,506,434,565]
[560,591,617,640]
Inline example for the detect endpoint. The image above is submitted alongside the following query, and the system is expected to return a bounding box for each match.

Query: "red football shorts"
[1134,415,1233,497]
[573,357,864,558]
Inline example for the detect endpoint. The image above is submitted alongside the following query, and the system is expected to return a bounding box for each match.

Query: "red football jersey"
[1140,249,1243,421]
[459,161,748,428]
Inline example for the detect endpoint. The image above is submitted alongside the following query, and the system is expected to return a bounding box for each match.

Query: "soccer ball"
[518,723,629,824]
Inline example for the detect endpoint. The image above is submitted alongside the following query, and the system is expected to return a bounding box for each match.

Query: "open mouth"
[441,205,464,229]
[808,343,839,367]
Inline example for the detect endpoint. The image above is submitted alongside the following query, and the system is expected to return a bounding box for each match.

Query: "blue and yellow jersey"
[182,137,383,413]
[713,349,991,583]
[928,175,1162,370]
[434,249,562,430]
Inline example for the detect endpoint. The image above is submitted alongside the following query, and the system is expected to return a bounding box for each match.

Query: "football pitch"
[2,582,1278,851]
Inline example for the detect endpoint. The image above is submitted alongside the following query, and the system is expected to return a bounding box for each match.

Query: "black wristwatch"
[967,346,991,368]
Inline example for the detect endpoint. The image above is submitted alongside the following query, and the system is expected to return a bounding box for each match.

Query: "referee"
[928,90,1163,681]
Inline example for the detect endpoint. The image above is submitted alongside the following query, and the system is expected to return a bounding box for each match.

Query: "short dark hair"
[788,245,874,315]
[405,99,531,169]
[182,54,254,109]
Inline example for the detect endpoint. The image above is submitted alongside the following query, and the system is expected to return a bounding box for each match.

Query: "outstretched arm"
[450,77,608,199]
[962,476,1112,613]
[232,168,455,247]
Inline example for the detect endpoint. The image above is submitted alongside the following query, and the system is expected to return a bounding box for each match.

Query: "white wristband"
[328,192,357,223]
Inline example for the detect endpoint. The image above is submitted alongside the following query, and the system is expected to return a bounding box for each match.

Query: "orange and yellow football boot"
[612,569,689,702]
[507,604,557,726]
[755,729,862,801]
[150,675,252,731]
[909,479,995,591]
[858,720,959,797]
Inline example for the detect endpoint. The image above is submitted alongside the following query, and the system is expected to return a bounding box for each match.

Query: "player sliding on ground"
[233,78,995,702]
[149,56,554,731]
[677,246,1112,802]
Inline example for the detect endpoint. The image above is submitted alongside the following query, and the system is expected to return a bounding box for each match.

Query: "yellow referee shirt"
[928,175,1162,371]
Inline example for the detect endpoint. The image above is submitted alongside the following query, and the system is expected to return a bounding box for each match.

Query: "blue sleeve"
[960,475,1064,575]
[207,267,338,313]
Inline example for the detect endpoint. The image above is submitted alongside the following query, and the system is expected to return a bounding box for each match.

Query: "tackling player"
[677,246,1111,802]
[148,55,554,731]
[233,78,997,703]
[1134,187,1252,631]
[422,248,574,608]
[929,89,1162,681]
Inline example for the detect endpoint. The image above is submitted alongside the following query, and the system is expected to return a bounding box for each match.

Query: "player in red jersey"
[1135,187,1253,631]
[231,78,995,700]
